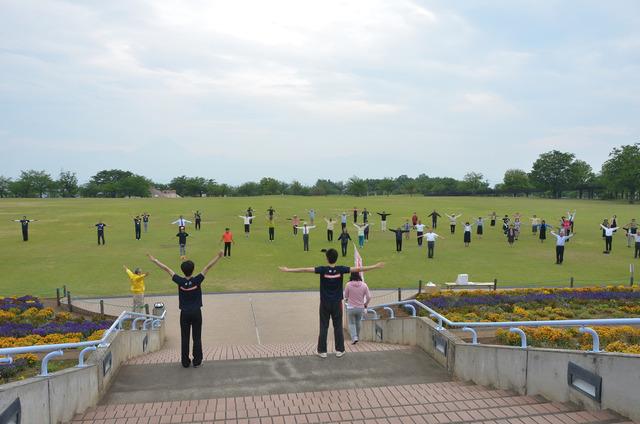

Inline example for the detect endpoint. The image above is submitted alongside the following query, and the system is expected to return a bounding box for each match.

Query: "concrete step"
[70,380,625,423]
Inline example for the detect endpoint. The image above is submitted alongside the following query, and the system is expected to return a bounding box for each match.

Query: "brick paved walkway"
[71,381,627,424]
[127,341,408,365]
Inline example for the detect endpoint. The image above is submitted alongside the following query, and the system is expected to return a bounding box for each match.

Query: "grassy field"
[0,196,638,298]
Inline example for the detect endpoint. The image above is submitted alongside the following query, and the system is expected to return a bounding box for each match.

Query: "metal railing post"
[509,328,527,348]
[56,288,61,306]
[631,264,635,287]
[63,285,67,296]
[418,280,422,295]
[578,327,601,352]
[67,291,72,312]
[493,278,497,291]
[100,300,104,317]
[77,346,97,367]
[39,350,63,376]
[144,303,150,315]
[462,327,478,344]
[570,277,574,288]
[397,288,402,301]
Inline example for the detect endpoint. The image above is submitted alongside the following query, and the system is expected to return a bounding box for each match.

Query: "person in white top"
[324,217,336,242]
[445,213,462,234]
[550,229,574,264]
[417,228,445,258]
[475,217,485,239]
[414,221,426,247]
[567,210,576,233]
[172,215,192,227]
[238,215,255,238]
[353,223,369,248]
[600,223,619,254]
[295,223,316,251]
[530,215,541,234]
[633,232,640,259]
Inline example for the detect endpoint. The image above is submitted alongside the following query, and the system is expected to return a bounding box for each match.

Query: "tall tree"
[346,176,367,196]
[0,176,12,198]
[11,170,54,198]
[502,169,531,197]
[259,177,286,195]
[601,143,640,203]
[462,172,489,194]
[57,170,79,198]
[529,150,576,198]
[568,160,595,199]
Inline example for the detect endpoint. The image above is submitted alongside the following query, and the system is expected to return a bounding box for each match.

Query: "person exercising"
[134,216,142,240]
[14,216,37,241]
[95,221,107,245]
[194,211,202,230]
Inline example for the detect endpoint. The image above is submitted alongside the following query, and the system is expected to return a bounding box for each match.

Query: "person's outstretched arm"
[201,251,224,275]
[147,254,176,277]
[278,266,316,273]
[550,231,558,237]
[599,224,606,230]
[352,262,385,273]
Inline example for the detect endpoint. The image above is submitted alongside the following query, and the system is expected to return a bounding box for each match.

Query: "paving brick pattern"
[70,381,625,424]
[127,342,409,365]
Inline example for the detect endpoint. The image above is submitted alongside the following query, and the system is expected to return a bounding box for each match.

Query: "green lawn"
[0,196,638,298]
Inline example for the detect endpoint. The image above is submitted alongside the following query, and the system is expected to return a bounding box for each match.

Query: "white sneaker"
[336,351,345,358]
[315,351,327,358]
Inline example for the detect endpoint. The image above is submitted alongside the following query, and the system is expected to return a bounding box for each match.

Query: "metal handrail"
[366,299,640,352]
[0,309,166,375]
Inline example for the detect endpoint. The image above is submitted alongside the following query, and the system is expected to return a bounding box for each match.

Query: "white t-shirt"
[415,224,425,232]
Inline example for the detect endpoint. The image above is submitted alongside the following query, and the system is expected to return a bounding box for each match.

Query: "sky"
[1,0,639,185]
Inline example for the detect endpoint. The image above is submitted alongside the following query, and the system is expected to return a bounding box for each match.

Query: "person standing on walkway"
[388,226,410,252]
[14,216,37,241]
[177,226,189,259]
[376,211,392,231]
[539,220,552,243]
[337,228,352,256]
[194,211,202,230]
[600,223,619,254]
[324,217,335,242]
[550,229,574,264]
[353,223,368,248]
[428,210,441,229]
[417,228,444,259]
[445,213,462,234]
[278,248,384,358]
[623,219,638,248]
[142,212,151,233]
[344,272,372,345]
[220,228,234,257]
[340,212,348,230]
[95,221,107,245]
[123,265,148,313]
[238,214,254,238]
[296,223,316,251]
[415,221,426,246]
[134,215,142,240]
[148,251,224,368]
[267,216,276,242]
[172,215,192,227]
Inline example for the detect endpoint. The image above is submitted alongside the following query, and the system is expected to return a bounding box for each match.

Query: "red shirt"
[222,232,233,242]
[412,214,418,225]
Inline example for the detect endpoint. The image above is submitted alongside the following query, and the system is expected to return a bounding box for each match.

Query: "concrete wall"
[0,324,165,424]
[362,316,640,422]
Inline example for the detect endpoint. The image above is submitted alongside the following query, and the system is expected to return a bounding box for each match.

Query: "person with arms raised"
[147,251,224,368]
[279,249,384,358]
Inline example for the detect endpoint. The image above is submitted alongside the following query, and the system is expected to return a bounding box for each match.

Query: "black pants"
[432,220,437,229]
[180,309,203,367]
[341,242,348,256]
[605,236,612,252]
[556,245,565,264]
[224,242,231,256]
[317,301,344,353]
[135,226,141,240]
[417,232,423,246]
[450,225,455,234]
[97,231,105,245]
[635,242,640,258]
[490,220,496,227]
[22,227,29,241]
[293,226,298,235]
[195,219,201,230]
[427,241,435,258]
[341,222,346,230]
[244,224,250,234]
[327,229,333,241]
[396,239,402,252]
[364,228,369,240]
[353,213,357,223]
[269,227,274,240]
[303,234,310,251]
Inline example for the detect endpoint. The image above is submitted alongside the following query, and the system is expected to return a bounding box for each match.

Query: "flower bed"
[0,296,113,383]
[415,287,640,354]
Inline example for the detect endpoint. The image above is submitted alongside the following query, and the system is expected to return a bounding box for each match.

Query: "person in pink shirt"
[343,272,372,344]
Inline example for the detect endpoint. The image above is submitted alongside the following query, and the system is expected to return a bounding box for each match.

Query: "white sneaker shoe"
[336,351,345,358]
[315,351,327,358]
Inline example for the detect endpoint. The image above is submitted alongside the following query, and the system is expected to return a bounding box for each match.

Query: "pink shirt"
[344,280,372,309]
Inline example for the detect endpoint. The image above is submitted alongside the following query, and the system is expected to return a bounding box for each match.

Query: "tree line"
[1,143,638,202]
